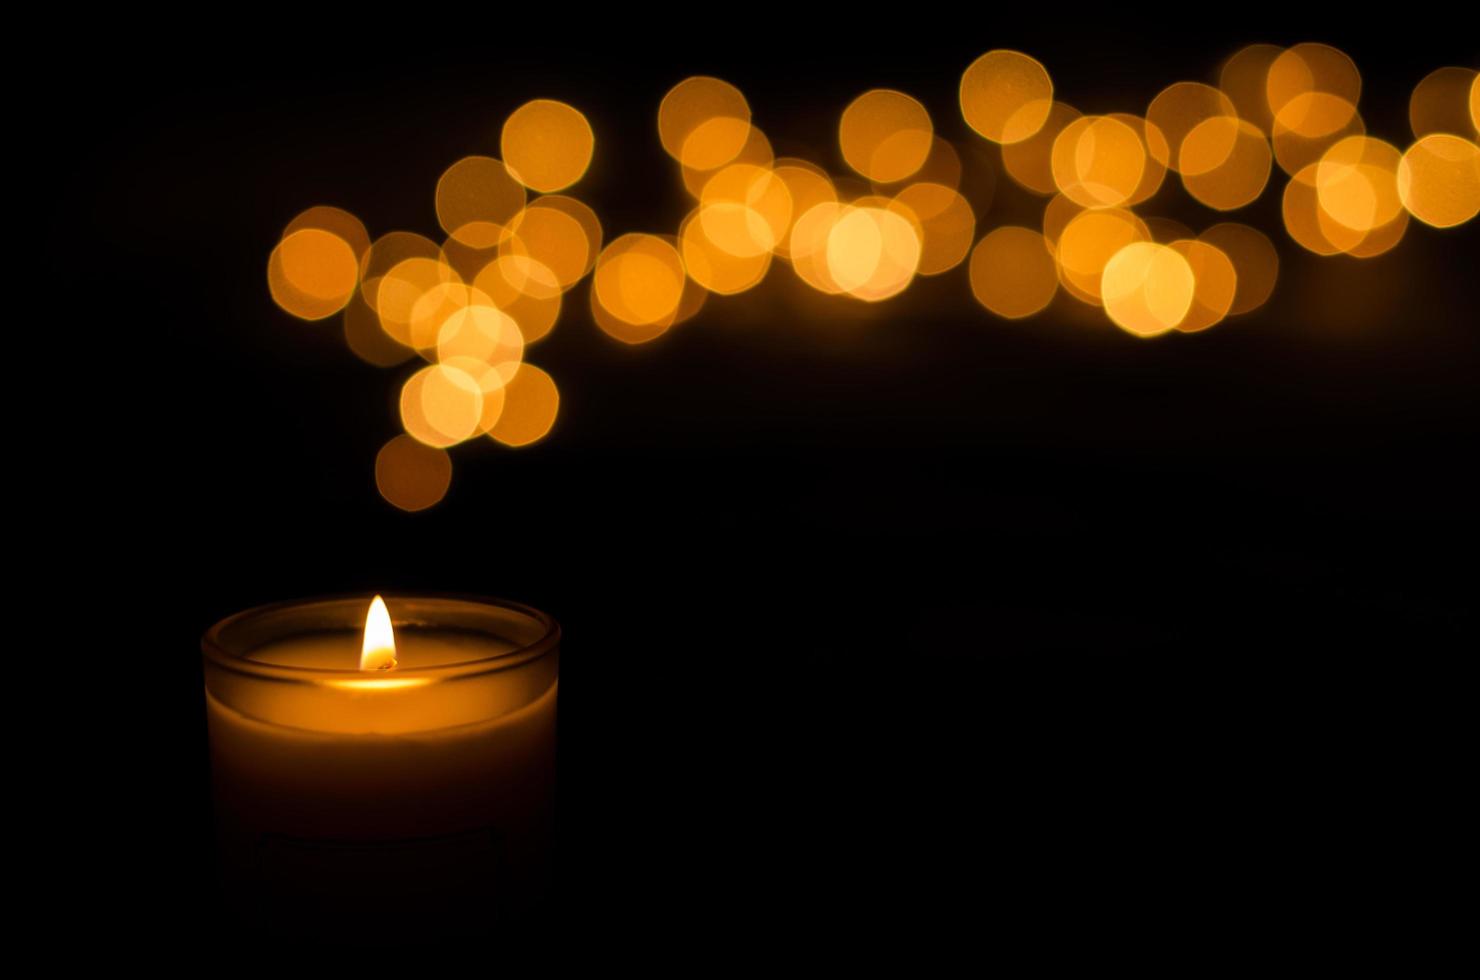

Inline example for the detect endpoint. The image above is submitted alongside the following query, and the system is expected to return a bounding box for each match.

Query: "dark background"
[48,12,1474,946]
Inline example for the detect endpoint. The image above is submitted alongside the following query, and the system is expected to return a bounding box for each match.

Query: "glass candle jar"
[202,594,559,934]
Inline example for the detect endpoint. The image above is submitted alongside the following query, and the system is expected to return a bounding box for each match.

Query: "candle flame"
[359,595,397,671]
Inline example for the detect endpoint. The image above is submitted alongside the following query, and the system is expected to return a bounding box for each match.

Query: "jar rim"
[201,593,560,684]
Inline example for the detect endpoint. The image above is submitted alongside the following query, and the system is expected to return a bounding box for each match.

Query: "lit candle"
[201,594,558,933]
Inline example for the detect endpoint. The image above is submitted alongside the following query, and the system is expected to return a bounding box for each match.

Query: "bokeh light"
[684,116,752,174]
[839,89,933,184]
[824,204,921,302]
[1168,239,1237,333]
[284,206,371,264]
[472,257,562,344]
[503,203,597,291]
[1397,134,1480,228]
[889,136,963,192]
[1283,165,1357,255]
[376,435,453,512]
[789,202,849,295]
[1108,113,1168,206]
[1198,223,1278,316]
[436,157,526,245]
[1272,96,1365,176]
[1342,207,1410,259]
[1146,82,1238,174]
[343,291,416,367]
[681,127,769,197]
[1181,118,1273,210]
[1051,115,1146,208]
[681,207,772,295]
[1100,242,1195,338]
[440,224,508,282]
[593,233,688,341]
[893,182,975,276]
[416,281,497,353]
[1055,208,1150,304]
[360,232,441,304]
[440,354,509,434]
[1002,102,1081,195]
[501,99,594,193]
[1040,193,1083,253]
[969,226,1058,319]
[488,364,559,447]
[531,195,603,274]
[772,160,837,259]
[960,50,1053,144]
[268,228,360,321]
[437,304,525,387]
[1267,43,1361,139]
[1409,67,1478,140]
[660,77,752,169]
[1218,44,1284,133]
[267,43,1479,512]
[1316,136,1404,234]
[1285,156,1409,259]
[375,257,460,349]
[400,363,485,448]
[699,163,793,258]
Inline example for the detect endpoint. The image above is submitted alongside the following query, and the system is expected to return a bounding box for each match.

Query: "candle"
[201,594,559,934]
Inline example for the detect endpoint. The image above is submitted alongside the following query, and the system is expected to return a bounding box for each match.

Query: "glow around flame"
[359,595,398,671]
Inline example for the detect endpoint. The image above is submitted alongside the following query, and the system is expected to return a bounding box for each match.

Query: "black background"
[47,10,1474,948]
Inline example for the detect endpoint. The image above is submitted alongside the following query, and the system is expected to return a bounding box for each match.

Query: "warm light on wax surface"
[241,623,535,728]
[205,594,559,733]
